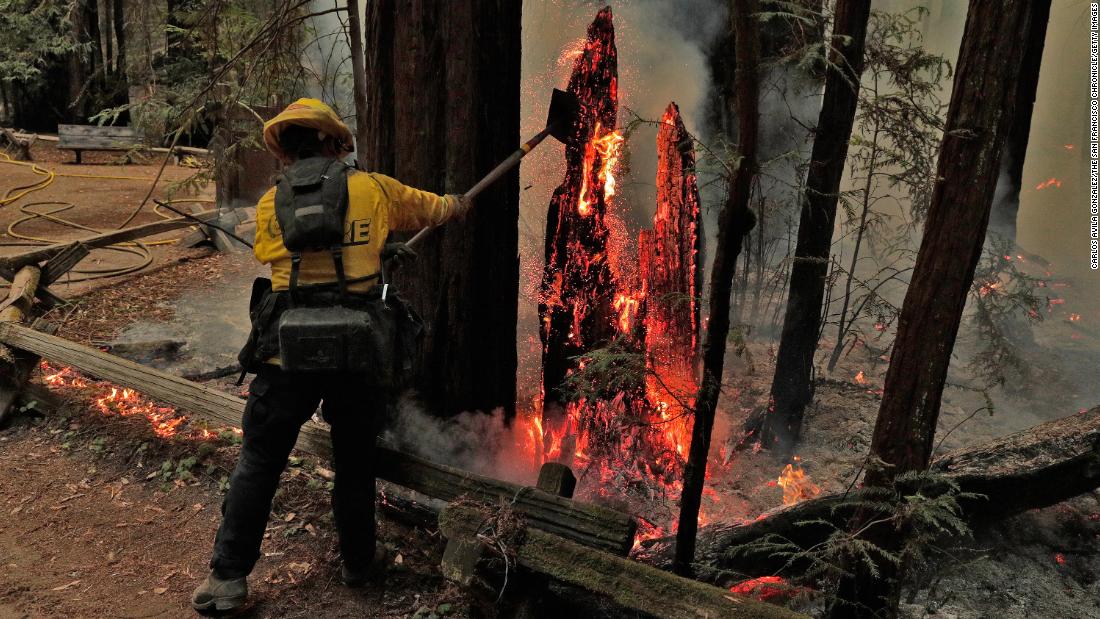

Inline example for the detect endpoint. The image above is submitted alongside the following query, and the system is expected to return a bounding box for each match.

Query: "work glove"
[382,242,418,270]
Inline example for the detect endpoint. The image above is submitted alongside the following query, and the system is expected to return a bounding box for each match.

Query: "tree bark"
[749,0,872,451]
[987,0,1052,243]
[367,1,521,418]
[830,2,1048,616]
[673,0,759,576]
[344,0,370,160]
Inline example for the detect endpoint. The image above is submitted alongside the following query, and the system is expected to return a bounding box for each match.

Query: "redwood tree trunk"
[361,0,394,174]
[673,0,759,576]
[829,2,1047,616]
[367,1,521,419]
[988,0,1051,243]
[748,0,872,450]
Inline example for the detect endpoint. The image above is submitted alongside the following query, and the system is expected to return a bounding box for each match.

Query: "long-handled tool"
[404,88,581,248]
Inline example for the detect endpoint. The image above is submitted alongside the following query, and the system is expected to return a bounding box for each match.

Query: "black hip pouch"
[277,301,397,386]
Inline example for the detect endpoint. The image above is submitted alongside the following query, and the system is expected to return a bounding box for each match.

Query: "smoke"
[382,397,538,484]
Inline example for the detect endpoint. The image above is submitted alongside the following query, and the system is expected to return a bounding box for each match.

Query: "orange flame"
[577,123,624,216]
[1035,177,1062,190]
[854,370,868,385]
[777,457,821,506]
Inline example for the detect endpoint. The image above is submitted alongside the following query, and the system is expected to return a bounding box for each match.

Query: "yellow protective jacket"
[253,169,457,292]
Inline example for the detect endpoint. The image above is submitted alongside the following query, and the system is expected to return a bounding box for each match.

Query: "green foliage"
[729,470,981,602]
[0,1,81,90]
[560,340,648,404]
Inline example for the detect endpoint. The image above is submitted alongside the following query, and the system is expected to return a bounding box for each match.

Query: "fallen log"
[0,322,636,555]
[639,406,1100,582]
[0,211,218,273]
[439,504,806,619]
[0,267,42,426]
[0,127,34,161]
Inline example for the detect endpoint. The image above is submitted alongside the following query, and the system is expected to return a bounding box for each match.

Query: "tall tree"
[829,1,1048,615]
[344,0,370,157]
[746,0,872,450]
[364,1,521,418]
[674,0,759,576]
[987,0,1052,243]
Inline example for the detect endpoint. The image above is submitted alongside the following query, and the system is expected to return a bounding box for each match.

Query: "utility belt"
[237,271,423,388]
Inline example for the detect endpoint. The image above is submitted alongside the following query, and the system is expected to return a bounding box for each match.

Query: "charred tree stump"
[539,7,620,419]
[639,102,704,377]
[748,0,872,451]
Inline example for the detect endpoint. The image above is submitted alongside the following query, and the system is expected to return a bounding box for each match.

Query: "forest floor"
[0,144,1097,618]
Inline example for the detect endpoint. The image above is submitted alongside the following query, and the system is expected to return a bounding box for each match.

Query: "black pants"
[210,364,383,578]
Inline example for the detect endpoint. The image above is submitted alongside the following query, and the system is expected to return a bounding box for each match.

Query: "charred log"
[641,406,1100,583]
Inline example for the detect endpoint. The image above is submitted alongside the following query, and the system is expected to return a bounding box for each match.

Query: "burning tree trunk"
[988,0,1052,243]
[539,6,621,419]
[746,0,872,451]
[830,2,1046,616]
[639,103,704,378]
[673,0,760,576]
[364,0,521,418]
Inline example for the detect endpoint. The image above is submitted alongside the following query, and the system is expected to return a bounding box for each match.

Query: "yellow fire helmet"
[262,98,354,160]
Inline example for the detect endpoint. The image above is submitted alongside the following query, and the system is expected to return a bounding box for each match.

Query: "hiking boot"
[341,546,390,587]
[191,570,248,614]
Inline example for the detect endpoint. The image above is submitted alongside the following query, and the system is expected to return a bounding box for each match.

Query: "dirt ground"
[0,141,214,299]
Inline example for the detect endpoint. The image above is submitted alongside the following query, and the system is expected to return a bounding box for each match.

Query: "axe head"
[546,88,582,144]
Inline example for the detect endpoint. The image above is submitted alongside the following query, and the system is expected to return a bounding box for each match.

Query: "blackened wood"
[539,7,620,415]
[753,0,872,450]
[674,0,760,575]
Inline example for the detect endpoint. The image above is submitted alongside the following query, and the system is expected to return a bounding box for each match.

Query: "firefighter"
[192,98,467,613]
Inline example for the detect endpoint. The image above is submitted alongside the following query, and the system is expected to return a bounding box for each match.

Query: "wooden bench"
[57,124,140,164]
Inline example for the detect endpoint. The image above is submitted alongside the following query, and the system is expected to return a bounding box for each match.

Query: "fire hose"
[0,152,215,283]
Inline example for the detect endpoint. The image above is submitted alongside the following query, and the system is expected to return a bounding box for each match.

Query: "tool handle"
[406,127,552,249]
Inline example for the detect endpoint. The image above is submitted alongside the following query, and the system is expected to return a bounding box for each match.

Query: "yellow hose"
[0,152,216,283]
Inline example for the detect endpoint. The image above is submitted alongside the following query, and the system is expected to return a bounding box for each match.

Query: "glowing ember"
[1055,553,1066,565]
[1070,313,1081,322]
[1035,177,1062,190]
[729,576,801,603]
[777,457,821,506]
[39,362,227,440]
[854,370,868,385]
